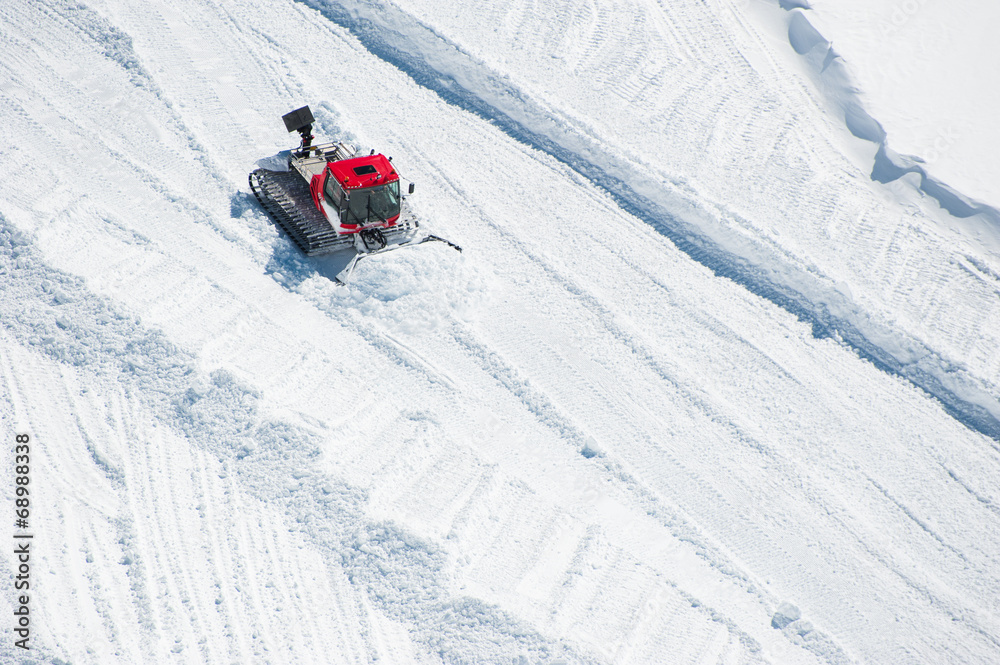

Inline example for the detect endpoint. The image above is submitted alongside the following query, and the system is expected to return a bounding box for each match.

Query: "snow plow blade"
[333,234,462,283]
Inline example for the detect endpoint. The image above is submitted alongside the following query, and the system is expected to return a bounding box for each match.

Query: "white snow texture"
[1,0,999,663]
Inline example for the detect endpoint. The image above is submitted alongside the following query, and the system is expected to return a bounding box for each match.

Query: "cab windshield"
[345,181,400,224]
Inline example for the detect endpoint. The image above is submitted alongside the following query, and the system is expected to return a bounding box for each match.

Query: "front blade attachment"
[333,233,462,284]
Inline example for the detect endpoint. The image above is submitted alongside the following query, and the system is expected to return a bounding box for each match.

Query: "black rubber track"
[249,168,350,256]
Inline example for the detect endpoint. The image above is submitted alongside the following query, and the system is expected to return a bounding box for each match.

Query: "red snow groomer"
[249,105,460,281]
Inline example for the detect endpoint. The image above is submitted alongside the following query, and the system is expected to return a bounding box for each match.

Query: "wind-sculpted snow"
[782,6,1000,225]
[299,0,1000,441]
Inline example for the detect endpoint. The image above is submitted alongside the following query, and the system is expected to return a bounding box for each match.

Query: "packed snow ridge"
[303,0,1000,439]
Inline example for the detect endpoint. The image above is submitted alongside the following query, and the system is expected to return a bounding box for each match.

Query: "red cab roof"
[326,154,398,190]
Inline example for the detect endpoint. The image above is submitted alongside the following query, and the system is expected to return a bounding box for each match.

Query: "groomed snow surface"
[1,0,999,663]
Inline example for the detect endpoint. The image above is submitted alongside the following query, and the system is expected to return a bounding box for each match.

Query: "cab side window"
[323,172,343,208]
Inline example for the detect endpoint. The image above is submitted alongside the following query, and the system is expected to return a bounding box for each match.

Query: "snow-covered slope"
[1,0,998,663]
[804,0,1000,210]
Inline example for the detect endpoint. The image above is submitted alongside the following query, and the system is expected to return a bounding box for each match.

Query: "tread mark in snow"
[296,0,1000,443]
